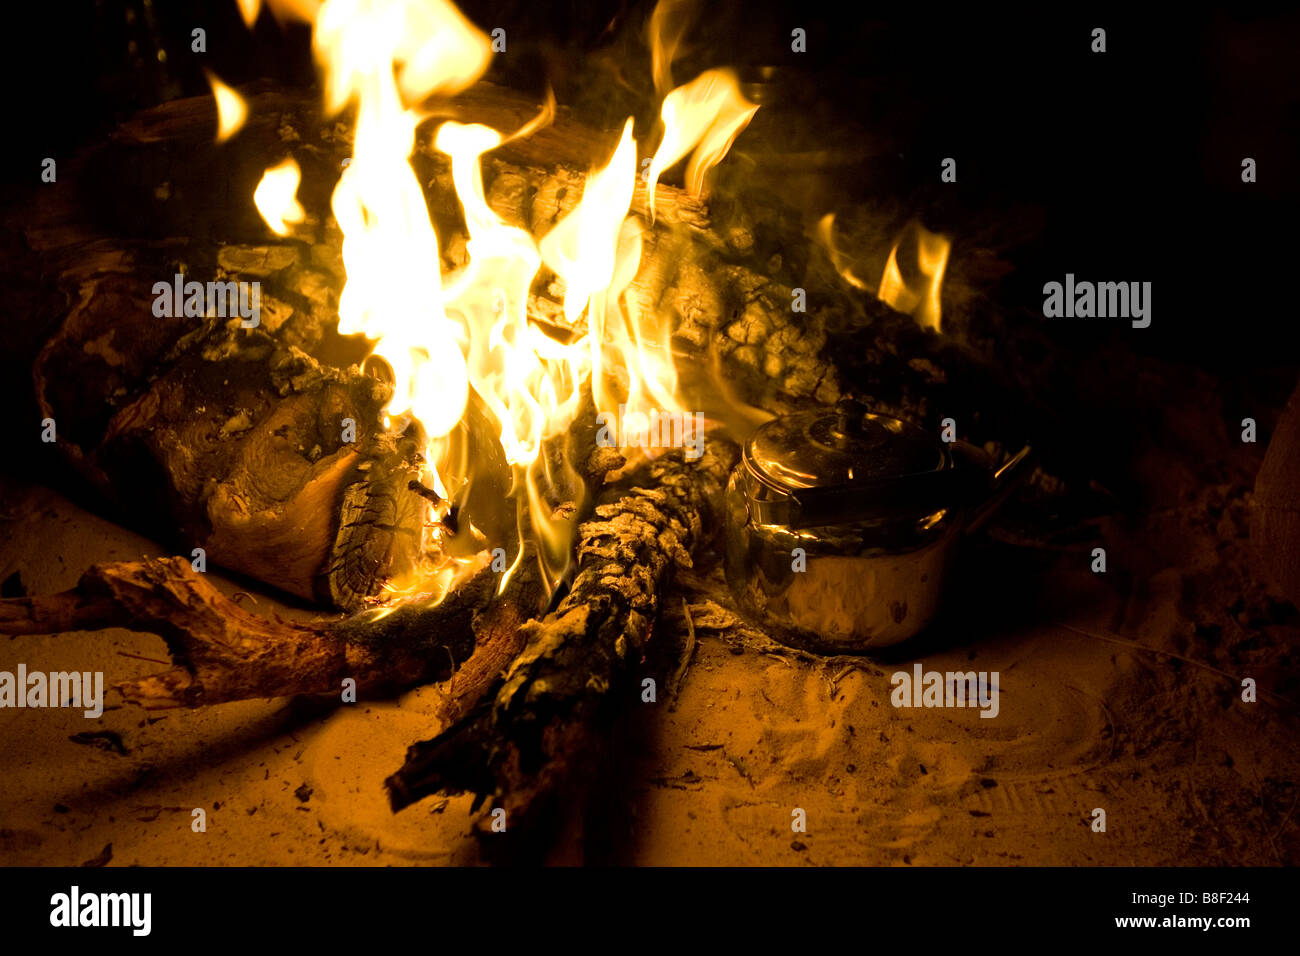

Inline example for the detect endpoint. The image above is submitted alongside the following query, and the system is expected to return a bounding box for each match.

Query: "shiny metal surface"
[723,405,1033,653]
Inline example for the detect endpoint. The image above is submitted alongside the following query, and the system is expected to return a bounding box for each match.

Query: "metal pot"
[723,400,1031,653]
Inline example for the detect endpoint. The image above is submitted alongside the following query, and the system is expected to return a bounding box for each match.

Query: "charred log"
[386,437,739,842]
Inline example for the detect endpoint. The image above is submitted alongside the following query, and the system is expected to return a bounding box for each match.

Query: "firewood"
[385,436,739,843]
[0,524,562,713]
[0,555,497,708]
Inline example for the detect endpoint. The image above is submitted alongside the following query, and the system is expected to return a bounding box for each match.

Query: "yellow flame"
[540,121,637,326]
[254,158,306,235]
[207,72,247,142]
[236,0,261,27]
[502,87,556,146]
[648,0,696,98]
[646,69,757,214]
[315,0,489,115]
[314,0,492,444]
[916,231,950,332]
[437,120,558,467]
[255,0,755,602]
[878,224,951,332]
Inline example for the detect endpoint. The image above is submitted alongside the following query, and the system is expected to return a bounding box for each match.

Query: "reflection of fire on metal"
[238,0,759,599]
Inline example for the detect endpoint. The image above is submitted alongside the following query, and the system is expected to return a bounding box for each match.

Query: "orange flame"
[815,213,870,291]
[648,0,696,98]
[206,72,247,142]
[236,0,261,27]
[646,69,757,213]
[878,223,951,332]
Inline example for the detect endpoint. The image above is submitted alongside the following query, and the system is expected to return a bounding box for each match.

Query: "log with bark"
[0,553,509,709]
[386,437,738,845]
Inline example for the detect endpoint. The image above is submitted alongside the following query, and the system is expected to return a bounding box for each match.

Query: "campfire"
[1,0,1297,871]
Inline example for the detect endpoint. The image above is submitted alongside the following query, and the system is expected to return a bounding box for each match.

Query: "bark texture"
[386,438,738,842]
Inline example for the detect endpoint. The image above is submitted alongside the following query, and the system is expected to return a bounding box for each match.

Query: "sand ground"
[0,465,1296,866]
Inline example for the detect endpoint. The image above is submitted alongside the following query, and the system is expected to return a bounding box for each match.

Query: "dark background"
[3,0,1298,388]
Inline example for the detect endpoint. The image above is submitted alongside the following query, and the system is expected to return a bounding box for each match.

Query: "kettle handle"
[963,444,1034,534]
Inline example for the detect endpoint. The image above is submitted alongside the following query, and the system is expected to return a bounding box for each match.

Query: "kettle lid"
[742,400,964,527]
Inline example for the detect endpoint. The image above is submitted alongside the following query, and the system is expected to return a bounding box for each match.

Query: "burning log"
[0,376,621,711]
[472,152,844,411]
[34,293,417,609]
[386,437,738,839]
[3,84,835,610]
